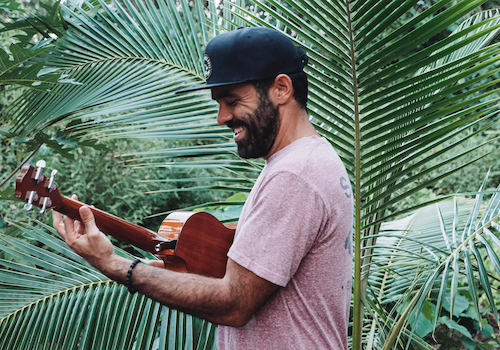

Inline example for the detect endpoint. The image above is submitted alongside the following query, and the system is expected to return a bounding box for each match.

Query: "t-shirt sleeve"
[228,171,326,287]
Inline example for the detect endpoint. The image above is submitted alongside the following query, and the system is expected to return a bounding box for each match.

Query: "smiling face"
[212,83,281,159]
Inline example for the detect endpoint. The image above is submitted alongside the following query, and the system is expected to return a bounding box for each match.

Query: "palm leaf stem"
[344,0,363,347]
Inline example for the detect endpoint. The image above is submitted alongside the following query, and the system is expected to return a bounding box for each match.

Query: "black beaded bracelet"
[126,258,141,294]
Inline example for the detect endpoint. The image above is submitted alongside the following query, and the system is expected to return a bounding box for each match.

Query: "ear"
[269,74,294,106]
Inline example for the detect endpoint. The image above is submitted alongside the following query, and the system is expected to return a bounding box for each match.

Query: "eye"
[226,99,238,107]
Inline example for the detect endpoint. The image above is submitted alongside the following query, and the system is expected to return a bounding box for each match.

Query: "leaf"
[0,44,69,91]
[412,313,434,338]
[0,223,217,349]
[474,321,494,338]
[225,192,248,202]
[442,281,470,317]
[421,300,434,321]
[0,0,21,13]
[460,337,476,350]
[438,316,473,340]
[410,301,435,338]
[0,189,17,201]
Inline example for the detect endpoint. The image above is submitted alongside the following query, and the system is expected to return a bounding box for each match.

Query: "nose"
[217,104,233,125]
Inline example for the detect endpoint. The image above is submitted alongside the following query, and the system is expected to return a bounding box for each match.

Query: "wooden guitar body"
[157,212,235,278]
[15,163,235,279]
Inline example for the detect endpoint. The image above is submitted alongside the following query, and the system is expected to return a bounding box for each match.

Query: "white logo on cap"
[204,54,212,80]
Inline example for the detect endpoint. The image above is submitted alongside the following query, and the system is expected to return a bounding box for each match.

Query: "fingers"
[52,194,80,240]
[63,213,76,240]
[74,218,84,235]
[52,210,66,238]
[79,206,99,234]
[70,194,86,235]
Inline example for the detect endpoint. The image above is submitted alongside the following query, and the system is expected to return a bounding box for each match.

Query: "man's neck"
[264,107,318,159]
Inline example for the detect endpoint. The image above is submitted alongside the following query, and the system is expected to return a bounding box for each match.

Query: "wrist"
[98,254,130,283]
[126,259,142,294]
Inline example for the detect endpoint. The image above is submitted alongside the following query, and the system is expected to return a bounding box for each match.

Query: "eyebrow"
[212,90,237,101]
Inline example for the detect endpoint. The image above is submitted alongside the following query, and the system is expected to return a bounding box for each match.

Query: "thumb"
[79,206,99,232]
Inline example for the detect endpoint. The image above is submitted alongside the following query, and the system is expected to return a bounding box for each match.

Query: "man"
[53,27,353,349]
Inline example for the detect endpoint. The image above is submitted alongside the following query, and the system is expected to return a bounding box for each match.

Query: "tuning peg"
[39,197,51,216]
[34,160,47,182]
[24,191,37,211]
[48,169,58,192]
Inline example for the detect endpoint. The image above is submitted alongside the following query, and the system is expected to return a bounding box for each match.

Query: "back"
[219,135,353,349]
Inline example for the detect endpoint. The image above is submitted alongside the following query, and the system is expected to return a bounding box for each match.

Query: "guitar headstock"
[15,160,62,215]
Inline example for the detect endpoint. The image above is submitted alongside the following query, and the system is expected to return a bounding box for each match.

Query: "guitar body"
[15,163,236,279]
[157,212,235,278]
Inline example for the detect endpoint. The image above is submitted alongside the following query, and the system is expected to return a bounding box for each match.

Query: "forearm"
[102,255,248,327]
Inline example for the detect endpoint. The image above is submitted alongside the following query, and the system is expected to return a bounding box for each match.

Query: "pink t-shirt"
[218,135,353,349]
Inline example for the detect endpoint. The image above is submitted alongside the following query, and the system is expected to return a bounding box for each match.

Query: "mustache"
[226,120,248,129]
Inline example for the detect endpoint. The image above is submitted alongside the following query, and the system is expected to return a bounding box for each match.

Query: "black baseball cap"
[177,27,308,94]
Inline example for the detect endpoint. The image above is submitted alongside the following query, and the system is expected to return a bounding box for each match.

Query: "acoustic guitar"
[15,161,235,279]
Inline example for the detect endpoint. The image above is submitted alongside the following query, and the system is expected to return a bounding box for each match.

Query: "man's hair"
[252,71,308,109]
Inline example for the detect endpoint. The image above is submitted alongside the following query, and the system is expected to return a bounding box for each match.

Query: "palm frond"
[7,0,215,138]
[4,1,500,349]
[0,221,216,350]
[367,178,500,348]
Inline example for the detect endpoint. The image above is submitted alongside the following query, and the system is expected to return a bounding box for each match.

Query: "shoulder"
[267,136,348,188]
[264,136,353,212]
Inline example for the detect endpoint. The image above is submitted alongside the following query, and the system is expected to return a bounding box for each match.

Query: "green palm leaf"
[0,44,68,91]
[7,0,216,137]
[0,222,216,350]
[4,0,500,349]
[369,176,500,349]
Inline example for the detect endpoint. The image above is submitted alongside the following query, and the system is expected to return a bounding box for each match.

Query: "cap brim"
[175,80,251,94]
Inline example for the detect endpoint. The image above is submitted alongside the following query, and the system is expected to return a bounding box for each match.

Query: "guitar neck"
[56,195,174,253]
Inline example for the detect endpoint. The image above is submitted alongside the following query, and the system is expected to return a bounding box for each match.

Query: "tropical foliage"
[0,221,217,350]
[1,0,500,349]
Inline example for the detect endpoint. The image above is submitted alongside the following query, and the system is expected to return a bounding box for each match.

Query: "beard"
[228,92,281,159]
